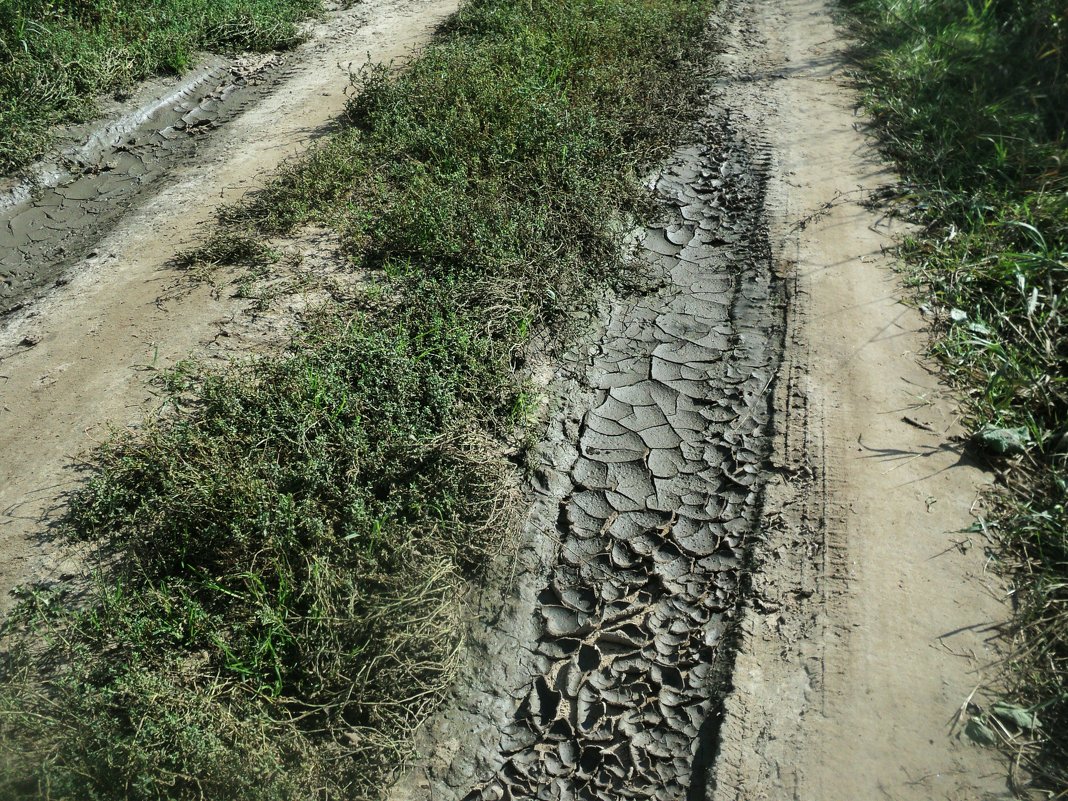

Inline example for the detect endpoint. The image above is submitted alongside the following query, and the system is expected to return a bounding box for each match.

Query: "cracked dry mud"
[391,111,780,801]
[0,54,280,310]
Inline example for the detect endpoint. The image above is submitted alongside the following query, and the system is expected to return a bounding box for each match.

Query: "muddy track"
[390,102,782,800]
[0,53,283,311]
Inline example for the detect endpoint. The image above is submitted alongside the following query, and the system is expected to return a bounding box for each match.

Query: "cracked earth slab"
[0,0,459,610]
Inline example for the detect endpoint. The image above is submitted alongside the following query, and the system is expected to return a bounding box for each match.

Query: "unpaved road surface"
[709,0,1011,797]
[390,111,779,801]
[0,0,458,608]
[0,0,1014,796]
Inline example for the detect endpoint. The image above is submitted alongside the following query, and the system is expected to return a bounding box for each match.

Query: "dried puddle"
[0,54,284,311]
[391,105,782,800]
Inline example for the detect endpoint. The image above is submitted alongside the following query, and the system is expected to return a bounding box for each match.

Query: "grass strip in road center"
[842,0,1068,791]
[0,0,715,798]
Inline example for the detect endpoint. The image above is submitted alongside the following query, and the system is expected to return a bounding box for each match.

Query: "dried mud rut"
[0,0,1014,800]
[395,0,1013,798]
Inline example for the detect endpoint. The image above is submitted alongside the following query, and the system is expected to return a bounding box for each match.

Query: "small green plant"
[0,0,321,173]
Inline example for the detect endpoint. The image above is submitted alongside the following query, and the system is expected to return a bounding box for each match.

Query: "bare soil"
[390,0,1015,798]
[709,0,1014,797]
[390,108,780,801]
[0,0,459,610]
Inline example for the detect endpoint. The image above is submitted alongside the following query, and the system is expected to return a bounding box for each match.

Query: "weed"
[173,230,279,273]
[0,0,322,174]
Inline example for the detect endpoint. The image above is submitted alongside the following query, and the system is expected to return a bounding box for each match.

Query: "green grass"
[0,0,715,798]
[842,0,1068,790]
[0,0,322,173]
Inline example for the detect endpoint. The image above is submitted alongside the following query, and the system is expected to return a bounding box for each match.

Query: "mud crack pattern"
[460,118,779,801]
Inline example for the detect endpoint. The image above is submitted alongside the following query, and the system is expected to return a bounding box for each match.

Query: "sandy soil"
[0,0,458,609]
[709,0,1014,797]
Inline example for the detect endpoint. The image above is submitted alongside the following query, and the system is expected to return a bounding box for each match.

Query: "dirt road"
[709,0,1013,797]
[0,0,458,608]
[388,0,1014,798]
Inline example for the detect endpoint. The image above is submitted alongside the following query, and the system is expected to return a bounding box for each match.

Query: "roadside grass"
[0,0,322,174]
[842,0,1068,790]
[0,0,715,798]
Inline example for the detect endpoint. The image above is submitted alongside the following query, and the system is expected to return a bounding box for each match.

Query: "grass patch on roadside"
[842,0,1068,790]
[0,0,715,798]
[0,0,322,174]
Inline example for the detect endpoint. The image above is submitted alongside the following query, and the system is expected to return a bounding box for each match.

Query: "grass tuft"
[0,0,322,174]
[173,230,279,273]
